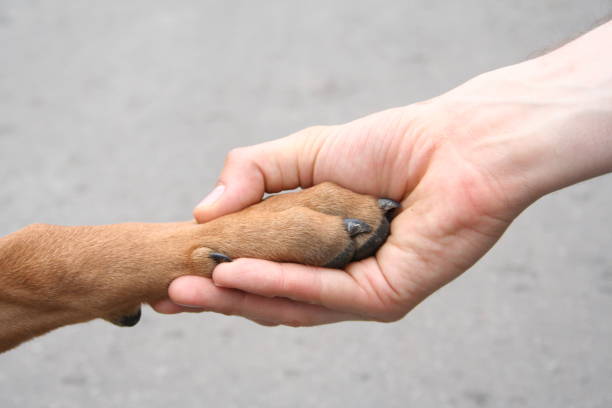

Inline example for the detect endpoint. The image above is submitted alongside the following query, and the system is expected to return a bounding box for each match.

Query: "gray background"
[1,1,611,407]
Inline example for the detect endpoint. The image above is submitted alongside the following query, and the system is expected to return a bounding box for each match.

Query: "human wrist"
[434,23,612,210]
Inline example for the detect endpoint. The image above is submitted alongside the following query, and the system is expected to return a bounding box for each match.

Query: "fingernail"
[197,184,225,209]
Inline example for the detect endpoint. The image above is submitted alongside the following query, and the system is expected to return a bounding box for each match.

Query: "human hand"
[148,81,537,324]
[152,21,612,325]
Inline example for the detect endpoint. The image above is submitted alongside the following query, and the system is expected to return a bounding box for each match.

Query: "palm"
[295,105,516,319]
[154,101,522,324]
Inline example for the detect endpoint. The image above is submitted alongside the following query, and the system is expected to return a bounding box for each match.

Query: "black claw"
[352,217,390,261]
[210,252,233,264]
[117,308,141,327]
[343,218,372,237]
[378,198,400,212]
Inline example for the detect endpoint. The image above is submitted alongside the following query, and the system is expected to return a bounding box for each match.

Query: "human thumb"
[193,126,329,223]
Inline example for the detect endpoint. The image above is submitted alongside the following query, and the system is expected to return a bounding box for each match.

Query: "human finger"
[193,127,330,223]
[167,274,362,326]
[209,257,406,320]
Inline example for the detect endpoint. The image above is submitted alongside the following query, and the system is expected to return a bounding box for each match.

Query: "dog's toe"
[323,241,356,269]
[378,198,400,220]
[108,307,142,327]
[352,217,390,261]
[349,198,399,262]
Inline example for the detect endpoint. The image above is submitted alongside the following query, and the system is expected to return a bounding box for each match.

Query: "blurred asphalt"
[1,1,611,407]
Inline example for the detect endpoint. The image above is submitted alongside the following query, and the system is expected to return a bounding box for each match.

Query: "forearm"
[517,20,612,193]
[0,222,199,352]
[0,227,77,351]
[438,20,612,208]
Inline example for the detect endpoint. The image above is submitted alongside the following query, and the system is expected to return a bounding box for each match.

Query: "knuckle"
[225,147,249,164]
[283,320,304,328]
[275,263,291,293]
[217,302,236,316]
[299,125,328,138]
[372,306,407,323]
[278,307,309,328]
[282,310,317,328]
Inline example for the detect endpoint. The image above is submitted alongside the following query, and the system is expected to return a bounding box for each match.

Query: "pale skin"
[153,21,612,326]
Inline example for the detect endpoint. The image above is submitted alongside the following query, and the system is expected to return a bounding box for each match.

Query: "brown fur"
[0,182,392,352]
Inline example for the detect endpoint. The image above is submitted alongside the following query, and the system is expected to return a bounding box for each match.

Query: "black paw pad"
[324,241,356,269]
[117,308,141,327]
[210,252,233,264]
[343,218,372,237]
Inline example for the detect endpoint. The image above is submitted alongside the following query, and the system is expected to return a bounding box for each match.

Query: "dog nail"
[378,198,400,212]
[210,252,232,263]
[352,217,390,261]
[343,218,372,237]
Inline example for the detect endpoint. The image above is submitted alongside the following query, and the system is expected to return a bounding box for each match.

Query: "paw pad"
[113,308,142,327]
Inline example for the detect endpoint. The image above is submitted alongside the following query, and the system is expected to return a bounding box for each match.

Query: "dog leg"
[0,182,399,352]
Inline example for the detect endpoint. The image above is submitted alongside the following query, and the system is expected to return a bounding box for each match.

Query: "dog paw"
[191,182,400,271]
[276,182,400,267]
